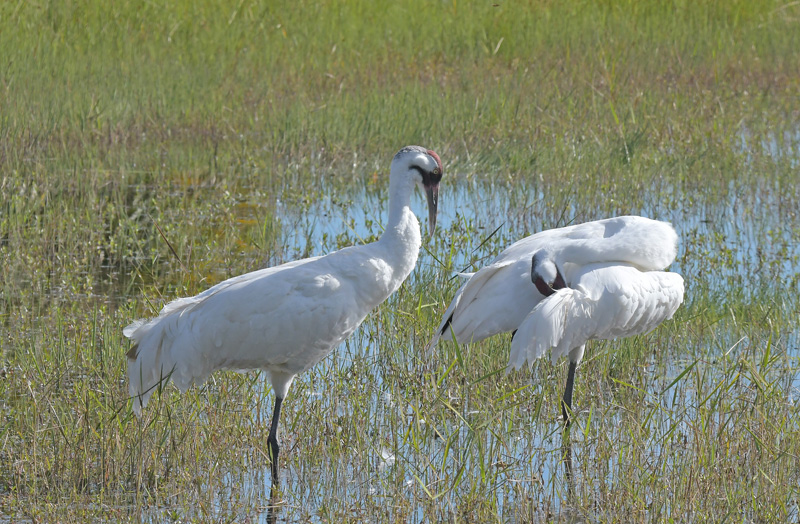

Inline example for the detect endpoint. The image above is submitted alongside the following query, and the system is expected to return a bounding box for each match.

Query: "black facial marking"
[530,252,567,297]
[533,275,556,297]
[530,252,545,285]
[553,270,567,291]
[411,165,441,187]
[427,166,443,185]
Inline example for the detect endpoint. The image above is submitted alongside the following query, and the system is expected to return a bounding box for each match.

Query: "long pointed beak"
[425,183,439,235]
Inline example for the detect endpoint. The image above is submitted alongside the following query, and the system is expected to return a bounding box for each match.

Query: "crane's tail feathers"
[123,319,148,338]
[124,318,182,416]
[508,289,576,371]
[427,268,484,355]
[427,277,468,357]
[129,364,176,416]
[126,343,139,360]
[426,309,455,356]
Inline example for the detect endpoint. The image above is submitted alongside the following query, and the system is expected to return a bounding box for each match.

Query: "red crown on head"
[426,149,442,173]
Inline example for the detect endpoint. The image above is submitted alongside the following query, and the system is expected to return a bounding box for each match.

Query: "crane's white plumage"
[428,216,684,425]
[508,262,684,370]
[124,256,323,409]
[429,216,680,348]
[125,145,443,483]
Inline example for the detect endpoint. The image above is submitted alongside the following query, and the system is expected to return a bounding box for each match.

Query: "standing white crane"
[428,216,684,425]
[125,145,443,484]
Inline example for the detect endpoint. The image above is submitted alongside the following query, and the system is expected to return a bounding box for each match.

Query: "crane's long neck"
[378,174,422,284]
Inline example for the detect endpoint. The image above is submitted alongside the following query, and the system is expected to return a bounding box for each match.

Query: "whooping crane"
[428,216,684,425]
[125,145,443,484]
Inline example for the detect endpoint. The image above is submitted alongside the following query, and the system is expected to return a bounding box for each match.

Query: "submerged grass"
[2,0,800,521]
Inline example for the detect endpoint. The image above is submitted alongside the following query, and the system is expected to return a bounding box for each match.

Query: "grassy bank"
[2,0,799,521]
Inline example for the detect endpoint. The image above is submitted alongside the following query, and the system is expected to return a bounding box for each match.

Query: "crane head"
[530,250,567,297]
[394,145,443,235]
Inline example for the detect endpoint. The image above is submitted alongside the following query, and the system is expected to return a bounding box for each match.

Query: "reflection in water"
[561,426,575,501]
[266,486,281,524]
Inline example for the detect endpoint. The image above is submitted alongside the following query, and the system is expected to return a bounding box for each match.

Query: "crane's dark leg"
[562,361,577,427]
[268,396,284,486]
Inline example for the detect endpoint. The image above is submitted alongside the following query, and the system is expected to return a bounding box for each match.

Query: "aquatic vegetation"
[1,0,798,521]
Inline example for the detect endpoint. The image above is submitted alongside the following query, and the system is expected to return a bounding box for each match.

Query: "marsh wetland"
[2,1,799,522]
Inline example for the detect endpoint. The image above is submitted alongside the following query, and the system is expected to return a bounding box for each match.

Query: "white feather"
[508,263,685,370]
[126,146,443,415]
[429,216,681,350]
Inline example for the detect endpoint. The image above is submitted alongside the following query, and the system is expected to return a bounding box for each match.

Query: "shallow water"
[9,141,795,521]
[271,174,799,293]
[190,168,800,522]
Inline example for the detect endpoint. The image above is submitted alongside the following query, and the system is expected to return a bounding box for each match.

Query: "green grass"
[2,0,800,521]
